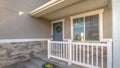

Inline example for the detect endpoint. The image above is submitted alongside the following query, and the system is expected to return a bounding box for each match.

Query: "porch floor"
[35,49,107,68]
[33,49,88,68]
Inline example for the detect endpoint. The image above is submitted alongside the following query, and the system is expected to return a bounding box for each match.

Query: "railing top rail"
[49,40,112,46]
[49,41,67,44]
[71,42,108,46]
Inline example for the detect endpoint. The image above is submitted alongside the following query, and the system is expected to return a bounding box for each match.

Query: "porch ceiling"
[30,0,109,20]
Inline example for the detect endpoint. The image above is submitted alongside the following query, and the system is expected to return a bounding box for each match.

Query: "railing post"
[48,40,50,59]
[68,40,72,65]
[107,41,112,68]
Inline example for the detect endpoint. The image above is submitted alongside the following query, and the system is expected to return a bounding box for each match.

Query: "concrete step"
[29,57,46,68]
[24,61,39,68]
[2,61,26,68]
[16,62,25,68]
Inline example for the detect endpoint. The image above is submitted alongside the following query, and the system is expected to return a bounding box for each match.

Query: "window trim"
[70,9,104,41]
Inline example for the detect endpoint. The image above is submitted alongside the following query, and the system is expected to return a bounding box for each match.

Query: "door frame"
[51,19,65,41]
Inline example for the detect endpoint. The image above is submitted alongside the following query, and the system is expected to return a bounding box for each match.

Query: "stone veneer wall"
[0,41,47,67]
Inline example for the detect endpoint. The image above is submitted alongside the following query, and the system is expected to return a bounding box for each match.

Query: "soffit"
[30,0,109,20]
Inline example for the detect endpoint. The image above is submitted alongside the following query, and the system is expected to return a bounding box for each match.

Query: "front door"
[53,22,63,41]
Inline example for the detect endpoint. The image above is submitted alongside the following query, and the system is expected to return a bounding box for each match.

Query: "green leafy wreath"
[56,26,62,33]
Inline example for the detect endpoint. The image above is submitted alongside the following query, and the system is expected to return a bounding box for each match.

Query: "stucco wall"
[0,0,51,39]
[103,7,112,39]
[62,7,112,40]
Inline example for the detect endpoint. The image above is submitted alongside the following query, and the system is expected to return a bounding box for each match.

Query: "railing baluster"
[55,43,58,56]
[52,42,54,56]
[68,40,72,65]
[91,45,93,67]
[49,43,53,55]
[58,42,59,57]
[72,44,73,60]
[52,43,54,55]
[62,43,63,58]
[96,46,98,67]
[63,44,65,58]
[83,45,85,63]
[87,45,89,64]
[53,42,54,56]
[80,44,81,63]
[64,43,66,59]
[56,42,58,57]
[60,43,62,58]
[66,43,68,59]
[60,42,62,57]
[62,44,63,58]
[51,43,52,55]
[101,46,103,68]
[76,44,78,62]
[58,42,60,57]
[55,43,56,56]
[73,44,75,61]
[56,43,58,57]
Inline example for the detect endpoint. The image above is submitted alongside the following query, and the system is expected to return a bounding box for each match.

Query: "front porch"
[30,0,113,68]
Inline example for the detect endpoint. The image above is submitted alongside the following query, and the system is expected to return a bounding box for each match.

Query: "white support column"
[48,40,50,59]
[112,0,120,68]
[107,42,112,68]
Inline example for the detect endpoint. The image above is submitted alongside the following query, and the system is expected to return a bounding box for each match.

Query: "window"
[71,9,104,41]
[73,17,84,41]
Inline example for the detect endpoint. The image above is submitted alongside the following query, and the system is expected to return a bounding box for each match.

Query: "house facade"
[0,0,120,68]
[30,0,112,42]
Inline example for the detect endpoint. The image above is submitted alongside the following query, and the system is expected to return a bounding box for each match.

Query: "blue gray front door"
[53,22,63,41]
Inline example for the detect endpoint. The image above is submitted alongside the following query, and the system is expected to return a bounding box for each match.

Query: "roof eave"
[30,0,64,17]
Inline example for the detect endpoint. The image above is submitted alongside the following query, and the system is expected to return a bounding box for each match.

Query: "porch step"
[24,61,39,68]
[2,61,26,68]
[33,50,67,68]
[6,59,44,68]
[29,57,46,68]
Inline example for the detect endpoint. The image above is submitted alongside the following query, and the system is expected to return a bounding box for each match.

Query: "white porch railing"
[48,40,112,68]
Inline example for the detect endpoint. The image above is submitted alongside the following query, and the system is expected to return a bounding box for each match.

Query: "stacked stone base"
[0,41,47,67]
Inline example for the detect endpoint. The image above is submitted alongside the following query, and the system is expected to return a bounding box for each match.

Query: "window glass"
[85,14,99,40]
[73,17,84,41]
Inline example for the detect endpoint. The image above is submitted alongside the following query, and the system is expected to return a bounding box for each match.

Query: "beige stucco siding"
[64,17,71,39]
[103,7,112,39]
[63,7,112,40]
[0,0,51,39]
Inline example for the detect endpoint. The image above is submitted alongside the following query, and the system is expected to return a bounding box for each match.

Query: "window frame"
[70,9,104,41]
